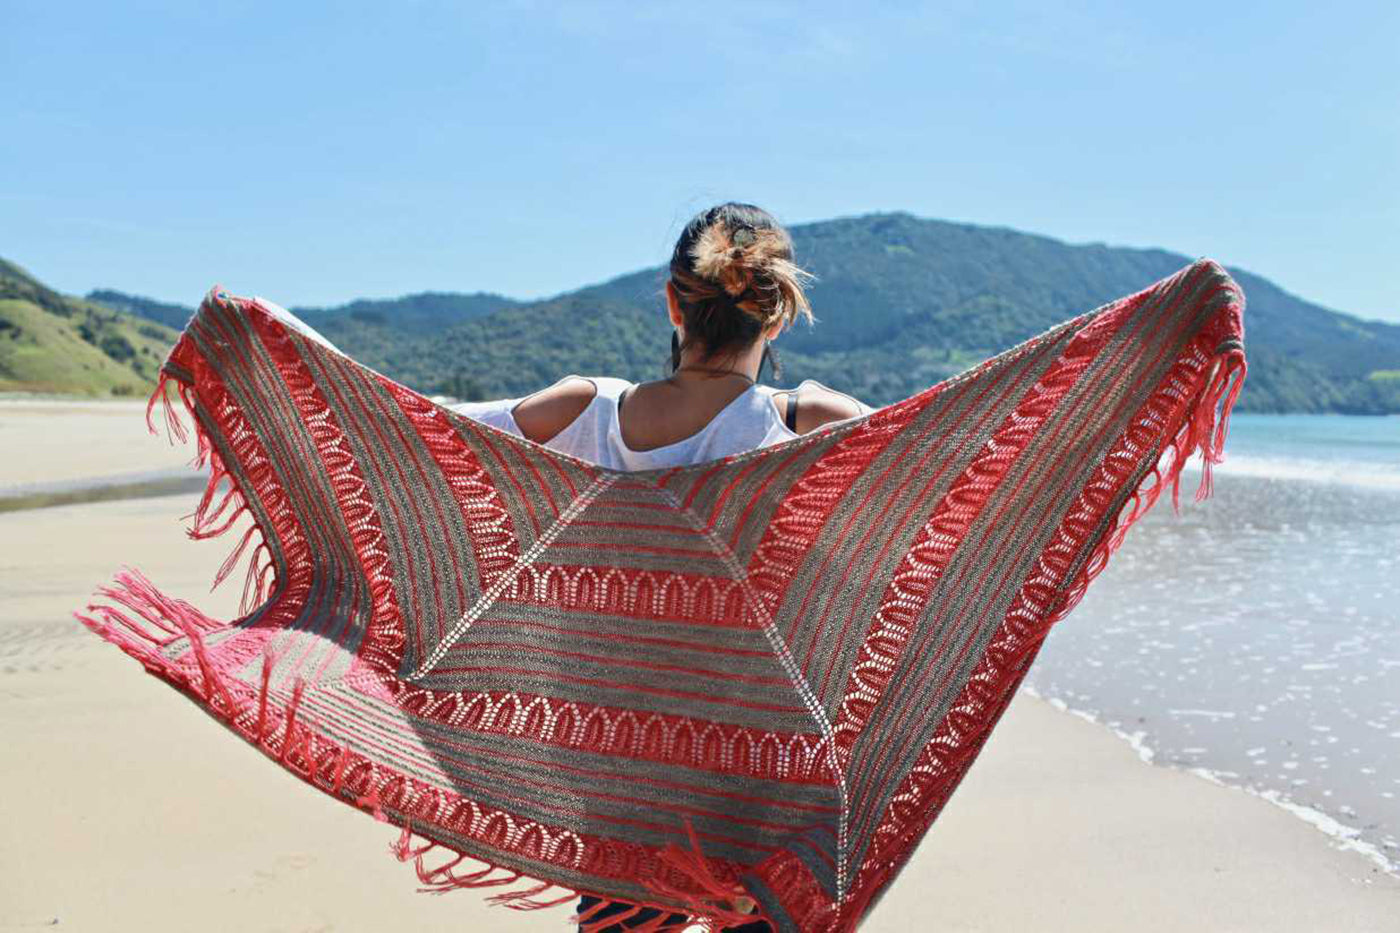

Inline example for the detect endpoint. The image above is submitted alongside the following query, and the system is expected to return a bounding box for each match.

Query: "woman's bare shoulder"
[510,375,599,444]
[784,380,868,434]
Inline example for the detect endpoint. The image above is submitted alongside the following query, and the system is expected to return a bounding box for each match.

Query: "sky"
[3,1,1397,322]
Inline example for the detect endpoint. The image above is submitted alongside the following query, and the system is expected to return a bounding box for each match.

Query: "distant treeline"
[4,212,1397,413]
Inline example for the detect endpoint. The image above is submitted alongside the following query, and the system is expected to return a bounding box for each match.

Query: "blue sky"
[3,1,1396,322]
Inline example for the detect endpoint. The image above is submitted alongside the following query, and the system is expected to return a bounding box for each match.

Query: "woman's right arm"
[445,395,525,437]
[446,375,596,445]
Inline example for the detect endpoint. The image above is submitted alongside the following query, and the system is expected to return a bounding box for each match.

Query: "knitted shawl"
[77,258,1247,932]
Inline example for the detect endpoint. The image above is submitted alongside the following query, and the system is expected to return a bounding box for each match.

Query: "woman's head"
[666,202,815,365]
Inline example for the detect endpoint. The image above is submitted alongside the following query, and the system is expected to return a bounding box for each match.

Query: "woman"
[448,202,872,931]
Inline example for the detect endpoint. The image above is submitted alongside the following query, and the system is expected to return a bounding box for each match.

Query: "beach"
[1,399,1397,931]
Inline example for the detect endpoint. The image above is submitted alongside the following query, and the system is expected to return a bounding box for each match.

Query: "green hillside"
[0,260,178,396]
[89,288,520,337]
[297,213,1400,413]
[27,210,1400,413]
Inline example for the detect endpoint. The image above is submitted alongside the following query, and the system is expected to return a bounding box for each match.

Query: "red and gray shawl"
[77,258,1248,932]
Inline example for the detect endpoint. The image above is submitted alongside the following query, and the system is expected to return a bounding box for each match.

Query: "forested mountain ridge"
[15,211,1399,412]
[539,213,1400,412]
[90,288,520,338]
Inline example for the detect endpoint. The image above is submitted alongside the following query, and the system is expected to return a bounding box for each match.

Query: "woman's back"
[448,373,871,471]
[245,295,868,465]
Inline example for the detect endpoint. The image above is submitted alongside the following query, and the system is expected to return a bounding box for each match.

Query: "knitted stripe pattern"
[76,258,1248,932]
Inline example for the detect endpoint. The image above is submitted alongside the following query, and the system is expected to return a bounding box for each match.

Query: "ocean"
[1023,413,1400,878]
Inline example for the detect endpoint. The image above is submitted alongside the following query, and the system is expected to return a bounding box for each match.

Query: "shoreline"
[1022,683,1400,883]
[0,466,208,512]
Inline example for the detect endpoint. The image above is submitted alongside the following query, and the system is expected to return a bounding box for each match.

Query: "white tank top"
[242,301,871,470]
[242,301,873,467]
[447,375,872,472]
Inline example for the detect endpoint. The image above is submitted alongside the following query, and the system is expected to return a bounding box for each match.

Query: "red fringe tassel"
[1051,340,1248,629]
[145,369,189,446]
[145,368,279,619]
[641,814,767,931]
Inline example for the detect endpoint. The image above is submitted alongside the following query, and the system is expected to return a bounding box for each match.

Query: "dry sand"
[0,398,196,489]
[1,399,1396,931]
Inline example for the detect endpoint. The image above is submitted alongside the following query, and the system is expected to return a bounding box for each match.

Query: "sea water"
[1024,413,1400,878]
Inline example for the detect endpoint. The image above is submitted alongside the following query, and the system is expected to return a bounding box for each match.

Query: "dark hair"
[666,202,815,364]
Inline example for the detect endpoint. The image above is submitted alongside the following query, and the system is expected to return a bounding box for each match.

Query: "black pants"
[576,894,773,932]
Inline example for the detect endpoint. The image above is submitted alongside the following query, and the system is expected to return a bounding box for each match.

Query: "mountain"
[37,211,1400,412]
[0,260,178,396]
[89,288,520,338]
[86,289,194,330]
[307,212,1400,413]
[291,292,521,333]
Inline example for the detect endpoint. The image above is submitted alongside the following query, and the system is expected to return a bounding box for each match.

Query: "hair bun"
[667,203,817,363]
[690,222,758,299]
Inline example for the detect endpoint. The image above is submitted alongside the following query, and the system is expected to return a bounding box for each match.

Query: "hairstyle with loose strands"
[667,202,816,367]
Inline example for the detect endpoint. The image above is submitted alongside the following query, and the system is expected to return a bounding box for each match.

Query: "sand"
[1,399,1397,931]
[0,399,197,489]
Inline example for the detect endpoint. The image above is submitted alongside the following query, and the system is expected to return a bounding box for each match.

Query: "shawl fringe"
[89,365,773,933]
[840,327,1249,926]
[83,268,1249,933]
[1049,333,1248,632]
[147,372,277,615]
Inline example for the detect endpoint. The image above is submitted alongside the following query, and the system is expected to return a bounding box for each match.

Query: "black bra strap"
[785,387,799,432]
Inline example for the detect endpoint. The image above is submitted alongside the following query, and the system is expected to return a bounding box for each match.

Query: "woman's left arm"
[444,396,526,437]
